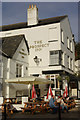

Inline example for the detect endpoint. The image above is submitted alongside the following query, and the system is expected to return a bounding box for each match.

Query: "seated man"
[59,96,69,113]
[49,95,58,113]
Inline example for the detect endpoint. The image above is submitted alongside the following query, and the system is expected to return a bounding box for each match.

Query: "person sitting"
[49,95,58,113]
[59,96,69,113]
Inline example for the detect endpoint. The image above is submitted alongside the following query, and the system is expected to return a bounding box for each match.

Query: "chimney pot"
[27,5,38,26]
[32,4,34,8]
[29,5,31,8]
[34,5,36,8]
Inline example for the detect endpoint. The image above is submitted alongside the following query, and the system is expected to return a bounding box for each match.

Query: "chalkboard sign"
[55,90,61,96]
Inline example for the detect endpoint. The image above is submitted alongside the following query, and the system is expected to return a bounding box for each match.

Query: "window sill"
[48,40,58,42]
[70,50,73,53]
[67,47,70,50]
[49,64,60,66]
[61,41,64,44]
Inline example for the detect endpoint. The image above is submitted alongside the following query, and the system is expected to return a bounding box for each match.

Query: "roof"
[0,15,67,31]
[0,35,29,58]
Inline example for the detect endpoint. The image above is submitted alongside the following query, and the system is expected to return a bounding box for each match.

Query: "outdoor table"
[22,101,50,114]
[24,102,38,107]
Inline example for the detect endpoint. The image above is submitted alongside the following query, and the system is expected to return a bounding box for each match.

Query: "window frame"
[49,50,61,66]
[61,29,64,43]
[16,63,23,77]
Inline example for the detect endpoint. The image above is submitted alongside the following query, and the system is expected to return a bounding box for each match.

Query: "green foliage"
[57,75,62,82]
[75,42,80,60]
[65,76,70,83]
[77,71,80,78]
[57,75,70,83]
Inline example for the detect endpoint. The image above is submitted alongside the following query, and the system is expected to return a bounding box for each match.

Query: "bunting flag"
[63,85,68,97]
[46,86,53,99]
[32,84,37,99]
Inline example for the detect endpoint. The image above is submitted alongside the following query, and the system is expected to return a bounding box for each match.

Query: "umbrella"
[5,76,53,98]
[46,86,53,99]
[5,76,53,85]
[32,84,37,99]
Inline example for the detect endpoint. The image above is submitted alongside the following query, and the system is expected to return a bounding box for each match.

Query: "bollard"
[58,103,61,120]
[4,104,6,120]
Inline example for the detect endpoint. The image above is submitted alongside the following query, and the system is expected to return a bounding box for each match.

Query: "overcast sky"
[1,2,78,42]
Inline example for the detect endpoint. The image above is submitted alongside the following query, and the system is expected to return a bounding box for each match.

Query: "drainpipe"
[54,75,56,89]
[77,80,78,99]
[6,58,10,98]
[68,82,69,96]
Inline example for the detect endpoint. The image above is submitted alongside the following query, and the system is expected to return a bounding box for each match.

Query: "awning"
[5,76,53,85]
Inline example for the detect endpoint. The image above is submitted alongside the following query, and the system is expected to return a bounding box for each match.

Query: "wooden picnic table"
[0,100,15,114]
[21,101,50,114]
[4,98,17,104]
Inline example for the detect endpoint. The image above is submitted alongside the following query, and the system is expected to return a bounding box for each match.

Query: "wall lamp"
[34,56,42,65]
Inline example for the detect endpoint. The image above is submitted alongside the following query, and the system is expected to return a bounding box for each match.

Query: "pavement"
[1,100,80,120]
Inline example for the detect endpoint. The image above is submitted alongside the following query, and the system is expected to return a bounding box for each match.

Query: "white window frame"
[49,51,59,65]
[48,27,58,41]
[71,41,73,51]
[61,29,64,43]
[67,37,70,49]
[61,51,64,66]
[70,58,72,70]
[16,63,23,77]
[67,56,69,68]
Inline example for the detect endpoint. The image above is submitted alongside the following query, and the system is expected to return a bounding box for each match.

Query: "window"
[50,51,59,65]
[71,41,73,51]
[67,37,69,49]
[61,29,64,43]
[0,62,3,78]
[67,56,69,68]
[70,58,72,70]
[48,27,58,41]
[69,41,71,50]
[16,63,23,77]
[61,51,64,65]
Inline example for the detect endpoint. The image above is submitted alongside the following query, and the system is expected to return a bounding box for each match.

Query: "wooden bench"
[20,107,36,114]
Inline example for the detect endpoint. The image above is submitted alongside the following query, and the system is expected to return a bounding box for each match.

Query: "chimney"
[27,5,38,26]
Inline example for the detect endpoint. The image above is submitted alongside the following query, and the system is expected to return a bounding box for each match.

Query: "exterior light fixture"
[34,56,42,65]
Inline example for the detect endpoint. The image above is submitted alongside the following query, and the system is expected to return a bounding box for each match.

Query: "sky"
[1,2,79,42]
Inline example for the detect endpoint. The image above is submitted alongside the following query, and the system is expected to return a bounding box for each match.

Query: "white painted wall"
[2,56,8,97]
[60,17,75,74]
[0,16,75,97]
[27,23,61,75]
[2,39,29,98]
[0,18,74,76]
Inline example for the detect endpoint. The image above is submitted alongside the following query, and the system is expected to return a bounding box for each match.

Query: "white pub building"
[0,5,75,99]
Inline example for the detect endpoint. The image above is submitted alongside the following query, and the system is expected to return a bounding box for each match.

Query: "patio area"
[2,106,80,120]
